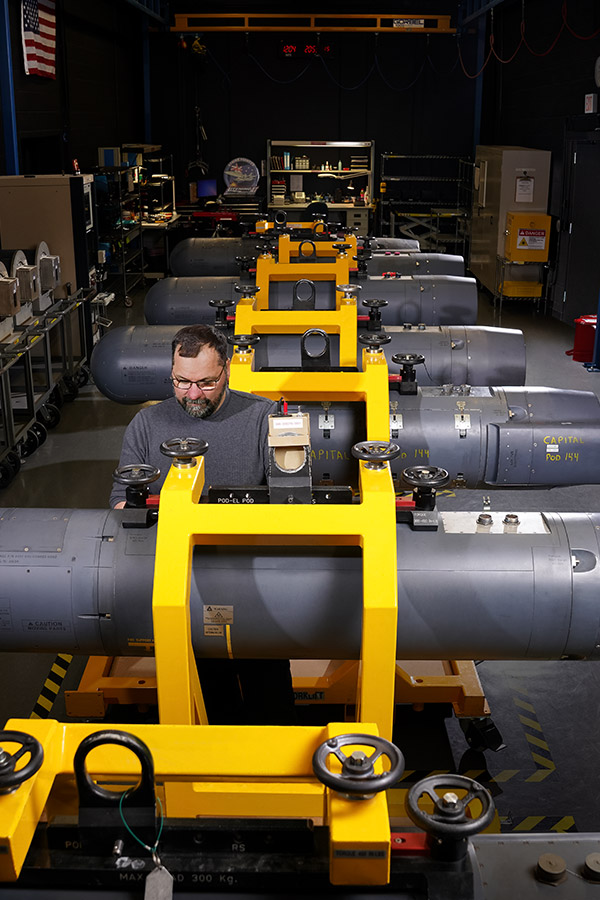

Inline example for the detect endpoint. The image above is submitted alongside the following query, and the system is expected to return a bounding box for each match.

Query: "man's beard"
[178,383,226,419]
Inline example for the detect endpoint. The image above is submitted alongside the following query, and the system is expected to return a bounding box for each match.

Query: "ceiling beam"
[172,13,456,34]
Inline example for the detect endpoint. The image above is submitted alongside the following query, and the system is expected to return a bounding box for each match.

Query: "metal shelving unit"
[266,139,374,231]
[95,166,145,305]
[378,154,472,253]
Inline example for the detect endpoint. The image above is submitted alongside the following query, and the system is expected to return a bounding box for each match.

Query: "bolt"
[442,792,459,808]
[349,751,368,766]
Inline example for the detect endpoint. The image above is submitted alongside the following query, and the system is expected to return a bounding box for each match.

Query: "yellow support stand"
[0,718,391,885]
[254,239,352,308]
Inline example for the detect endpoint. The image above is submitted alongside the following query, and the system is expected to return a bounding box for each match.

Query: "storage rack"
[0,291,91,486]
[140,155,180,278]
[378,154,472,253]
[266,140,374,232]
[95,166,145,304]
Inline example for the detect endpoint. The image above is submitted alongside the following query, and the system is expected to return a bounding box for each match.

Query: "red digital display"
[280,40,334,59]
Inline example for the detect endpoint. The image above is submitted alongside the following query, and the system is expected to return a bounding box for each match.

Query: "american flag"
[21,0,56,80]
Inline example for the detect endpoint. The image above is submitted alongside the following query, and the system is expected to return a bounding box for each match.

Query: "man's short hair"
[171,324,228,364]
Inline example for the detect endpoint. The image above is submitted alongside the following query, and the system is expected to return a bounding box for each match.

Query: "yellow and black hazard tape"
[500,815,577,833]
[513,686,556,782]
[30,653,73,719]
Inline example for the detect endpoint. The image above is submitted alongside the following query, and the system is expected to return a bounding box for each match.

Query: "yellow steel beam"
[254,251,352,304]
[277,234,358,264]
[172,13,455,34]
[0,719,389,883]
[256,219,326,233]
[153,458,207,726]
[233,301,359,368]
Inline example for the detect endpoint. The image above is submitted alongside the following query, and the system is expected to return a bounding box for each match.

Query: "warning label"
[0,607,11,630]
[203,605,234,625]
[22,619,68,632]
[204,625,224,637]
[517,229,546,250]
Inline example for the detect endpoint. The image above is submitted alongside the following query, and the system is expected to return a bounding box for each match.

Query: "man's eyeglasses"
[171,364,225,392]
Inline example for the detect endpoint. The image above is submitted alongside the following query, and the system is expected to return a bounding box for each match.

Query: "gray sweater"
[110,389,276,507]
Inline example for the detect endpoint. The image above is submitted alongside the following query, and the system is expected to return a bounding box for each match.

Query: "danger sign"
[517,228,546,250]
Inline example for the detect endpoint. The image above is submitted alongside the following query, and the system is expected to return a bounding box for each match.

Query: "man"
[110,324,273,507]
[111,324,295,725]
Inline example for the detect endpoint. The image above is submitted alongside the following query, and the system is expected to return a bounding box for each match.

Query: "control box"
[504,212,551,262]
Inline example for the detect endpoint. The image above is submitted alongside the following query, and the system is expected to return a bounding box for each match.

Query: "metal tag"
[145,866,173,900]
[454,413,471,430]
[390,413,403,436]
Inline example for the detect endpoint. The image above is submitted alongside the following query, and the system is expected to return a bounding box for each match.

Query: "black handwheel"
[333,243,351,253]
[0,730,44,792]
[312,733,404,796]
[336,283,361,296]
[363,298,388,310]
[351,440,401,463]
[401,466,450,490]
[392,353,425,367]
[227,333,260,349]
[234,256,256,272]
[30,421,47,446]
[37,402,61,430]
[358,332,392,348]
[209,299,235,309]
[235,284,259,298]
[160,437,208,460]
[113,464,160,486]
[406,774,494,838]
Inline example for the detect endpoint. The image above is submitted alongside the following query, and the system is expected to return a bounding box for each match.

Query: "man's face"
[172,346,229,418]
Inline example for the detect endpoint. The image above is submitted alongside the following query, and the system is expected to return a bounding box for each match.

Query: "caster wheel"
[5,450,21,475]
[0,461,15,489]
[74,367,89,388]
[49,386,65,409]
[61,375,79,402]
[30,421,47,447]
[19,429,40,458]
[37,403,61,430]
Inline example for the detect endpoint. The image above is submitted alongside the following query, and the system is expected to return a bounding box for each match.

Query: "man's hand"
[113,501,126,509]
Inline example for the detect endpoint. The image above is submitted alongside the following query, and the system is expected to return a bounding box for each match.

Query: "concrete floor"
[1,287,600,832]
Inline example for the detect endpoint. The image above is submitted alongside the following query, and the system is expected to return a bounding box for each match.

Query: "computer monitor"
[197,178,218,198]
